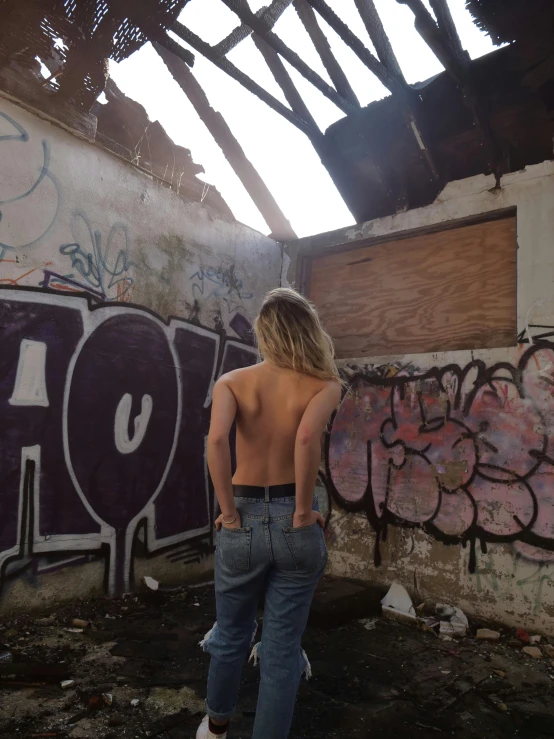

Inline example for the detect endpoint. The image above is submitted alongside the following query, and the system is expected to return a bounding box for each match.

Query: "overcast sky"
[109,0,496,238]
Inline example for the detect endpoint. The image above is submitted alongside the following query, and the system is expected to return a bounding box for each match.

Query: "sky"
[109,0,496,239]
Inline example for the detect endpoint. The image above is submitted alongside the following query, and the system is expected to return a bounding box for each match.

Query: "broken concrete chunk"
[61,679,75,689]
[522,646,543,659]
[72,619,90,629]
[143,576,159,591]
[476,628,501,641]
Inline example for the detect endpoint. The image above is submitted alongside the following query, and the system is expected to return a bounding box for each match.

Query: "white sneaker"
[196,715,228,739]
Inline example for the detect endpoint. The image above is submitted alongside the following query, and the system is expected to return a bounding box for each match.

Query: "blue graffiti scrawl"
[0,112,60,261]
[191,264,253,314]
[42,212,135,301]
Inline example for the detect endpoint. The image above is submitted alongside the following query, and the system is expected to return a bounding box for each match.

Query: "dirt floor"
[1,577,554,738]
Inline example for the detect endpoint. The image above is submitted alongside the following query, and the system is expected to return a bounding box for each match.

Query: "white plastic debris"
[143,576,159,591]
[102,693,113,706]
[381,582,417,623]
[131,698,140,707]
[436,603,469,637]
[60,680,75,690]
[358,618,378,631]
[64,628,84,634]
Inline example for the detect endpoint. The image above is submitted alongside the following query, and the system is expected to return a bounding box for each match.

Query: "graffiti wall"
[0,94,282,610]
[326,343,554,568]
[289,161,554,632]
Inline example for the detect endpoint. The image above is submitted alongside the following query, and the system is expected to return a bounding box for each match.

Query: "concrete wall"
[0,93,283,612]
[289,162,554,634]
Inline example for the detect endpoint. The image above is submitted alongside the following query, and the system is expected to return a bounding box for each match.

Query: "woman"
[197,287,342,739]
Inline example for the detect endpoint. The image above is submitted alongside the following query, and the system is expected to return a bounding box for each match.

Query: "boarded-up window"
[305,215,517,358]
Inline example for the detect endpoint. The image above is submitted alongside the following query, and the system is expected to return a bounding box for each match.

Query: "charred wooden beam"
[304,0,440,182]
[396,0,467,79]
[352,0,405,81]
[252,34,323,140]
[428,0,466,65]
[164,25,316,136]
[217,0,358,114]
[154,41,297,241]
[397,0,501,181]
[213,0,294,57]
[305,0,401,94]
[293,0,359,108]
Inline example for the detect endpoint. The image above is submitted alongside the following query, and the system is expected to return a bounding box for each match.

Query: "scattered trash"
[382,582,415,615]
[64,628,84,634]
[543,644,554,658]
[436,604,468,637]
[492,669,506,678]
[358,618,378,631]
[529,634,541,644]
[476,629,501,641]
[102,693,113,707]
[516,628,530,643]
[131,698,140,707]
[143,576,159,591]
[522,646,542,659]
[497,703,508,712]
[0,650,13,663]
[60,679,75,689]
[88,695,104,710]
[71,618,89,629]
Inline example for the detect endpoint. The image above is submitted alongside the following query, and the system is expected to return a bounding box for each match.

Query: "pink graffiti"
[327,346,554,568]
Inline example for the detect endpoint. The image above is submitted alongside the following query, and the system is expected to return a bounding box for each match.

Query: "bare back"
[222,362,328,486]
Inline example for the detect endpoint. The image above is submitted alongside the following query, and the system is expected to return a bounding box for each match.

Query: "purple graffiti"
[0,286,256,594]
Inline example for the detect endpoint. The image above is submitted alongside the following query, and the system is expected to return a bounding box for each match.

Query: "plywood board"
[307,216,517,358]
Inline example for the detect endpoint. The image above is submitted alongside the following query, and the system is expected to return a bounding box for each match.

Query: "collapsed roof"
[1,0,554,231]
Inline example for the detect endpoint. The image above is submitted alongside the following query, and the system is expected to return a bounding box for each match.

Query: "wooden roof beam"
[218,0,359,115]
[293,0,359,108]
[167,23,318,137]
[352,0,405,81]
[154,41,297,240]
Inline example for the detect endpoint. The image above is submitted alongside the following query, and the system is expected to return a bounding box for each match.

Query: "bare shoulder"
[319,379,342,403]
[216,363,260,387]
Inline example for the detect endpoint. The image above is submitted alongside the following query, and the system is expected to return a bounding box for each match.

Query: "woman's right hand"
[293,510,325,529]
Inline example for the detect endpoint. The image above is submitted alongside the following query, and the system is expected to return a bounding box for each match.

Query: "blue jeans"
[201,490,327,739]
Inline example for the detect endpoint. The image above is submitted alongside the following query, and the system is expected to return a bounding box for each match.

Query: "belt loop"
[264,485,270,503]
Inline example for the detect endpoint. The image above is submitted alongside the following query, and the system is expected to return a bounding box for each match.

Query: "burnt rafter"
[352,0,405,81]
[213,0,294,57]
[397,0,502,180]
[216,0,358,115]
[169,22,318,137]
[293,0,360,108]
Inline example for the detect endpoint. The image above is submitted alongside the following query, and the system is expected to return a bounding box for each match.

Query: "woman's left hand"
[215,512,242,530]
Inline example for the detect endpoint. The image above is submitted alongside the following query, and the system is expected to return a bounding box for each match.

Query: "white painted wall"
[0,93,282,330]
[291,162,554,634]
[0,93,283,612]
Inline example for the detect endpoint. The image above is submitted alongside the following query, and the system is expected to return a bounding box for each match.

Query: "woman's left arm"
[207,377,241,529]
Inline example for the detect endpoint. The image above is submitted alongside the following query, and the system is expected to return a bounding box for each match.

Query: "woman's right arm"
[294,381,342,528]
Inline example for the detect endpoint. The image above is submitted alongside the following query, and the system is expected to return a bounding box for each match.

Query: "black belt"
[233,483,296,499]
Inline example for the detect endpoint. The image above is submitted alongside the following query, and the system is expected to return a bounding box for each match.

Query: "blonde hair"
[254,288,340,382]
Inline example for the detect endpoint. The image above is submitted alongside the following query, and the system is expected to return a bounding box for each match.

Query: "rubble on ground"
[1,577,554,737]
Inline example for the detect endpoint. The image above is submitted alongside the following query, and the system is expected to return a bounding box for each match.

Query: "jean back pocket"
[283,522,327,573]
[217,527,252,572]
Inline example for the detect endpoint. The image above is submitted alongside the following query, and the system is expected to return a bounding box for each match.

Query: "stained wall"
[289,162,554,634]
[0,93,283,612]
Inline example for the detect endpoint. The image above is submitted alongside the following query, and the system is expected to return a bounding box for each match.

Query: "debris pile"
[0,577,554,738]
